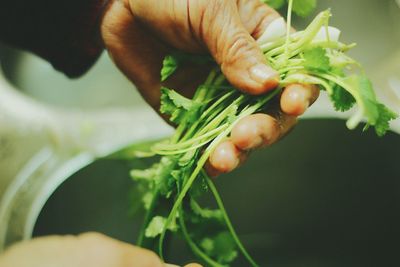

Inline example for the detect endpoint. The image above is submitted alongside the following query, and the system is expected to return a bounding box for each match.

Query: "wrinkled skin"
[0,233,199,267]
[101,0,319,175]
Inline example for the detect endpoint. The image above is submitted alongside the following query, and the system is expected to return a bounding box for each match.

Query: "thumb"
[200,0,279,94]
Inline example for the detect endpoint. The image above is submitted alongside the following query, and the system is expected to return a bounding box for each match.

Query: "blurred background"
[0,0,399,266]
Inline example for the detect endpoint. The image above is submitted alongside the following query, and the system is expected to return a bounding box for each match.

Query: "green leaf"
[161,55,178,81]
[145,215,178,238]
[200,232,238,264]
[330,84,356,112]
[160,87,193,113]
[342,75,397,136]
[142,192,154,210]
[356,75,380,125]
[262,0,317,17]
[155,157,176,197]
[343,75,379,129]
[303,47,331,72]
[145,216,166,238]
[200,237,214,252]
[262,0,286,9]
[160,87,194,124]
[160,53,213,82]
[190,199,223,222]
[160,87,202,124]
[292,0,317,17]
[130,168,157,182]
[374,104,397,137]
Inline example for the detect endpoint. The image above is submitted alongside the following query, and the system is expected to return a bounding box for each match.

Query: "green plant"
[129,1,397,266]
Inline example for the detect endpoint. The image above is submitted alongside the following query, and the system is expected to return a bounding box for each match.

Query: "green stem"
[178,207,225,267]
[284,0,294,62]
[153,124,228,152]
[194,70,217,101]
[136,189,160,246]
[266,10,331,59]
[158,127,231,259]
[158,99,271,259]
[197,96,245,136]
[153,124,229,155]
[205,174,259,267]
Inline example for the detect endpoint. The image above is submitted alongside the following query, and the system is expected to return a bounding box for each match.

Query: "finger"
[275,111,298,138]
[102,1,211,113]
[208,140,247,174]
[207,111,296,175]
[206,148,248,177]
[205,161,223,178]
[76,233,164,267]
[280,83,320,116]
[0,233,164,267]
[101,0,167,110]
[194,0,280,94]
[231,113,280,150]
[236,0,282,40]
[184,264,203,267]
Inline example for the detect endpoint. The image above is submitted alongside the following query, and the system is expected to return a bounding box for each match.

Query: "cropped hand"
[0,233,200,267]
[100,0,319,175]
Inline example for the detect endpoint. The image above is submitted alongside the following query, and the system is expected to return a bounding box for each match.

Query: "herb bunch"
[129,1,397,266]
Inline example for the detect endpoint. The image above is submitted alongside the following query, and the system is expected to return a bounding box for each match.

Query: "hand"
[0,233,199,267]
[100,0,319,175]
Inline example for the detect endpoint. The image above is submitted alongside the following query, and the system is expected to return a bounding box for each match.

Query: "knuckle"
[223,32,255,65]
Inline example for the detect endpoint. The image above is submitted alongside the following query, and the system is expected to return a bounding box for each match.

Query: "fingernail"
[250,64,279,85]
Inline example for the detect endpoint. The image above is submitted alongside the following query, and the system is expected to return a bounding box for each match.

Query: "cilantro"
[130,168,157,182]
[357,75,380,124]
[190,199,223,222]
[263,0,286,9]
[161,55,178,82]
[292,0,317,17]
[375,104,398,137]
[142,192,154,210]
[303,47,331,72]
[179,149,197,167]
[201,232,238,264]
[145,216,166,238]
[161,53,213,82]
[343,75,380,128]
[262,0,317,17]
[160,87,201,124]
[130,3,397,267]
[145,216,178,238]
[200,238,214,252]
[330,84,356,111]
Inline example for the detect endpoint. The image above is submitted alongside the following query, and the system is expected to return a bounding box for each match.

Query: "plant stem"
[205,174,259,267]
[284,0,294,63]
[178,207,225,267]
[136,189,160,246]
